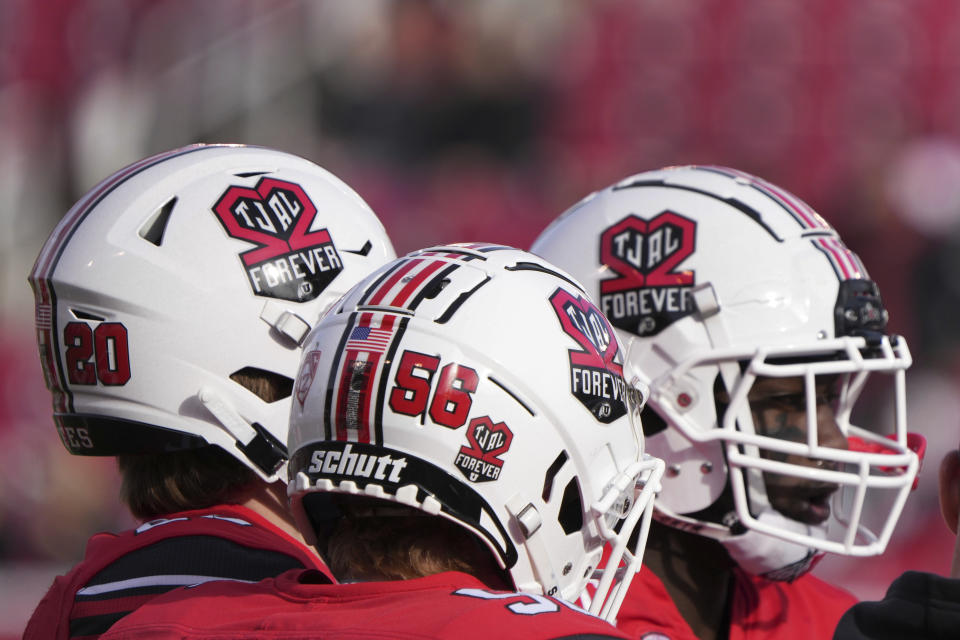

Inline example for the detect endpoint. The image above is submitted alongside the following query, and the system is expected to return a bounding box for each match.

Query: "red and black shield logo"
[598,212,696,336]
[454,416,513,482]
[550,288,628,423]
[294,350,322,408]
[213,178,343,302]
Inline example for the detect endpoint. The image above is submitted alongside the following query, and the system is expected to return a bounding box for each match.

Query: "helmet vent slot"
[542,451,569,502]
[505,262,583,292]
[422,278,450,300]
[234,171,270,178]
[70,309,105,321]
[230,367,294,403]
[342,240,373,257]
[488,377,534,416]
[138,197,178,247]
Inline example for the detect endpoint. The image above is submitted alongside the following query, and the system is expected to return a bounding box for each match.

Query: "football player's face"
[748,375,848,525]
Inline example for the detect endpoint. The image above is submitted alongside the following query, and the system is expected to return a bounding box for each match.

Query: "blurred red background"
[2,0,959,636]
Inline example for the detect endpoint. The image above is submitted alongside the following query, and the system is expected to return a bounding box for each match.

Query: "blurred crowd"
[4,0,960,633]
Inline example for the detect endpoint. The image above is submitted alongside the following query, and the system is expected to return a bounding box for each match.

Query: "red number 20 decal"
[64,322,131,386]
[389,350,478,428]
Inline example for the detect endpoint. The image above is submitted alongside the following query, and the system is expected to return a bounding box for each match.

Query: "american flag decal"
[345,326,393,354]
[36,303,52,330]
[328,312,404,443]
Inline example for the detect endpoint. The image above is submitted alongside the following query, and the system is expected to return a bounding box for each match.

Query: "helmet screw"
[666,464,681,478]
[677,393,692,408]
[817,330,828,339]
[700,462,713,474]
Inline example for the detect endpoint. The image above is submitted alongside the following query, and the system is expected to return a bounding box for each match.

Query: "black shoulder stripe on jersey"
[69,610,130,638]
[74,583,175,602]
[80,535,305,592]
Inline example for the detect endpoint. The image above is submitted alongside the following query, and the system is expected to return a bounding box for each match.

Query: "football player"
[96,244,664,639]
[531,166,922,640]
[24,144,396,639]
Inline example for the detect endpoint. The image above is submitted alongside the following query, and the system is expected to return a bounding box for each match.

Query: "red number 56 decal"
[389,350,478,428]
[64,321,131,386]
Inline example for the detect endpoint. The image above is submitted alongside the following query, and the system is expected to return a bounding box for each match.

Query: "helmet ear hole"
[713,372,729,424]
[640,406,668,437]
[230,367,294,403]
[558,478,584,535]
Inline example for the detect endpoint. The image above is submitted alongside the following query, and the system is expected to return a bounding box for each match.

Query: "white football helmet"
[29,144,396,482]
[532,166,920,580]
[288,244,664,621]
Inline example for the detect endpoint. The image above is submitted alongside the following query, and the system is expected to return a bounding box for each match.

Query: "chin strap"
[505,498,562,599]
[199,387,287,478]
[719,507,826,582]
[653,505,823,582]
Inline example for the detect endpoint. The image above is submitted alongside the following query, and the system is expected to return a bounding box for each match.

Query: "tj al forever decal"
[213,177,343,302]
[599,211,696,336]
[550,288,627,423]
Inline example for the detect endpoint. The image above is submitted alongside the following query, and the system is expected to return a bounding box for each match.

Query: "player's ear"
[938,449,960,535]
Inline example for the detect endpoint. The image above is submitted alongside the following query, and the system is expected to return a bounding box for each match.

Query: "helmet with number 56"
[287,244,664,621]
[29,144,395,482]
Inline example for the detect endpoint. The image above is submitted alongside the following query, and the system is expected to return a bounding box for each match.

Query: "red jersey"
[23,504,331,640]
[98,569,629,640]
[616,567,857,640]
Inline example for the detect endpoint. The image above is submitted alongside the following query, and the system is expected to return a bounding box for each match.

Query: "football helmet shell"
[531,166,919,570]
[30,144,396,482]
[287,244,664,622]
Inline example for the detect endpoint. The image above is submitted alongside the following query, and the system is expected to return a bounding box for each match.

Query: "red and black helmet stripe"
[29,145,213,418]
[324,254,478,445]
[698,165,829,231]
[811,235,867,281]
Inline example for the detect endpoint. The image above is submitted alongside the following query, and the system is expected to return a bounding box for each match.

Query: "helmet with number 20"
[288,244,664,622]
[30,144,395,482]
[532,166,920,581]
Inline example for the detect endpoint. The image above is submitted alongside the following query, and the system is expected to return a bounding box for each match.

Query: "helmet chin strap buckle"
[198,386,287,477]
[260,301,311,345]
[506,498,560,598]
[691,283,721,318]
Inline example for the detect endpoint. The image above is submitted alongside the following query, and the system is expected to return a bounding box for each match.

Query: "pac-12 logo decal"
[213,177,343,302]
[294,350,322,408]
[599,212,696,336]
[454,416,513,482]
[550,289,627,424]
